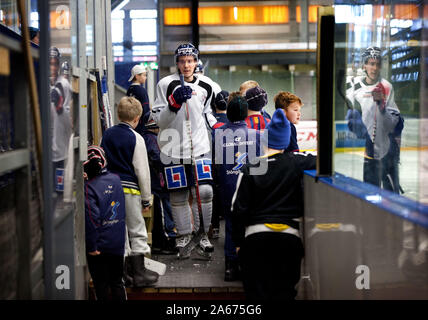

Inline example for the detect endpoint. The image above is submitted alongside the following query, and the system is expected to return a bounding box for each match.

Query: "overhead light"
[113,0,130,12]
[233,7,238,20]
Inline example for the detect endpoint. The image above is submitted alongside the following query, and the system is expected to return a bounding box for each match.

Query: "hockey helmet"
[195,59,204,73]
[362,46,381,64]
[174,43,199,63]
[49,46,61,65]
[61,61,70,75]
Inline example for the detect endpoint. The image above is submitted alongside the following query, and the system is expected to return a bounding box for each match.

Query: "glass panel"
[132,18,157,42]
[333,1,425,203]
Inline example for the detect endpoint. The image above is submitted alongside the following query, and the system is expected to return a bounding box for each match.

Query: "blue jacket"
[214,112,229,126]
[85,170,126,256]
[285,123,299,152]
[101,122,151,199]
[141,129,166,195]
[212,121,261,210]
[127,84,150,135]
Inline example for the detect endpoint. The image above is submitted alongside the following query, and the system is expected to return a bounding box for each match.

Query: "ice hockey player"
[346,46,403,192]
[151,43,219,259]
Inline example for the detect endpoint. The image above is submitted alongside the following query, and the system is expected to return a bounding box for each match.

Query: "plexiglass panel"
[333,1,426,203]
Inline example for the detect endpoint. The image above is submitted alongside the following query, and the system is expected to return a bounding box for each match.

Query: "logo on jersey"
[165,165,187,189]
[232,152,248,171]
[55,168,64,192]
[109,201,120,220]
[196,159,212,181]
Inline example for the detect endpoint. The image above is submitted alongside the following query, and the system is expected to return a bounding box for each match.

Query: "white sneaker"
[199,233,214,253]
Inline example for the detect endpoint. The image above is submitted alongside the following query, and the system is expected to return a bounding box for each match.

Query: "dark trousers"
[363,153,399,193]
[239,232,304,300]
[224,204,238,261]
[211,183,222,230]
[152,192,176,247]
[86,253,126,301]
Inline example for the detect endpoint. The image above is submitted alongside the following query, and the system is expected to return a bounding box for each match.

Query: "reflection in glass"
[333,2,424,204]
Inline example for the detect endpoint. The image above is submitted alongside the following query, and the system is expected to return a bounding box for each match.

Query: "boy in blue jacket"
[212,92,261,281]
[84,145,127,300]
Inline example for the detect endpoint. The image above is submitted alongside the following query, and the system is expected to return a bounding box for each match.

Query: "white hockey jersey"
[346,76,400,159]
[51,75,73,162]
[151,73,217,159]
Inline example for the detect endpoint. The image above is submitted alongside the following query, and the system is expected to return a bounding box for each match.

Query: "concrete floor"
[150,219,243,290]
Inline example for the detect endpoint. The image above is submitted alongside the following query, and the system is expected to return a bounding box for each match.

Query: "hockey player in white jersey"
[49,46,73,197]
[151,43,220,258]
[346,46,404,192]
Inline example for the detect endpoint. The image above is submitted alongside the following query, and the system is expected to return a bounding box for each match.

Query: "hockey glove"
[346,109,367,139]
[168,86,192,112]
[50,83,65,114]
[372,83,386,113]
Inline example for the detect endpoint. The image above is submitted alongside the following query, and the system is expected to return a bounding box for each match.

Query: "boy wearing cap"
[231,108,316,300]
[209,90,230,240]
[84,145,127,300]
[213,90,230,125]
[274,91,303,153]
[101,96,158,287]
[244,86,271,131]
[239,80,272,121]
[213,92,261,281]
[127,64,150,135]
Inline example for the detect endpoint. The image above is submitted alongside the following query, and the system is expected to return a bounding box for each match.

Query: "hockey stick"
[177,74,206,259]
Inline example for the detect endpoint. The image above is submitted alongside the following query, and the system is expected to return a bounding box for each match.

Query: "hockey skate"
[193,233,213,260]
[176,234,193,259]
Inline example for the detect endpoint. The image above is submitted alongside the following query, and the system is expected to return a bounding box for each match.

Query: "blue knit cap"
[262,109,291,150]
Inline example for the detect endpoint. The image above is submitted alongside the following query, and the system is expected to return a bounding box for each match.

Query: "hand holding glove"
[168,86,193,112]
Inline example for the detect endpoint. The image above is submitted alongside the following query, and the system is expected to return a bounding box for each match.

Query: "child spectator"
[231,109,316,300]
[239,80,271,120]
[141,114,177,254]
[127,64,150,136]
[274,91,303,152]
[84,145,127,300]
[213,90,229,125]
[244,86,271,131]
[209,90,230,240]
[213,92,261,281]
[101,96,158,287]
